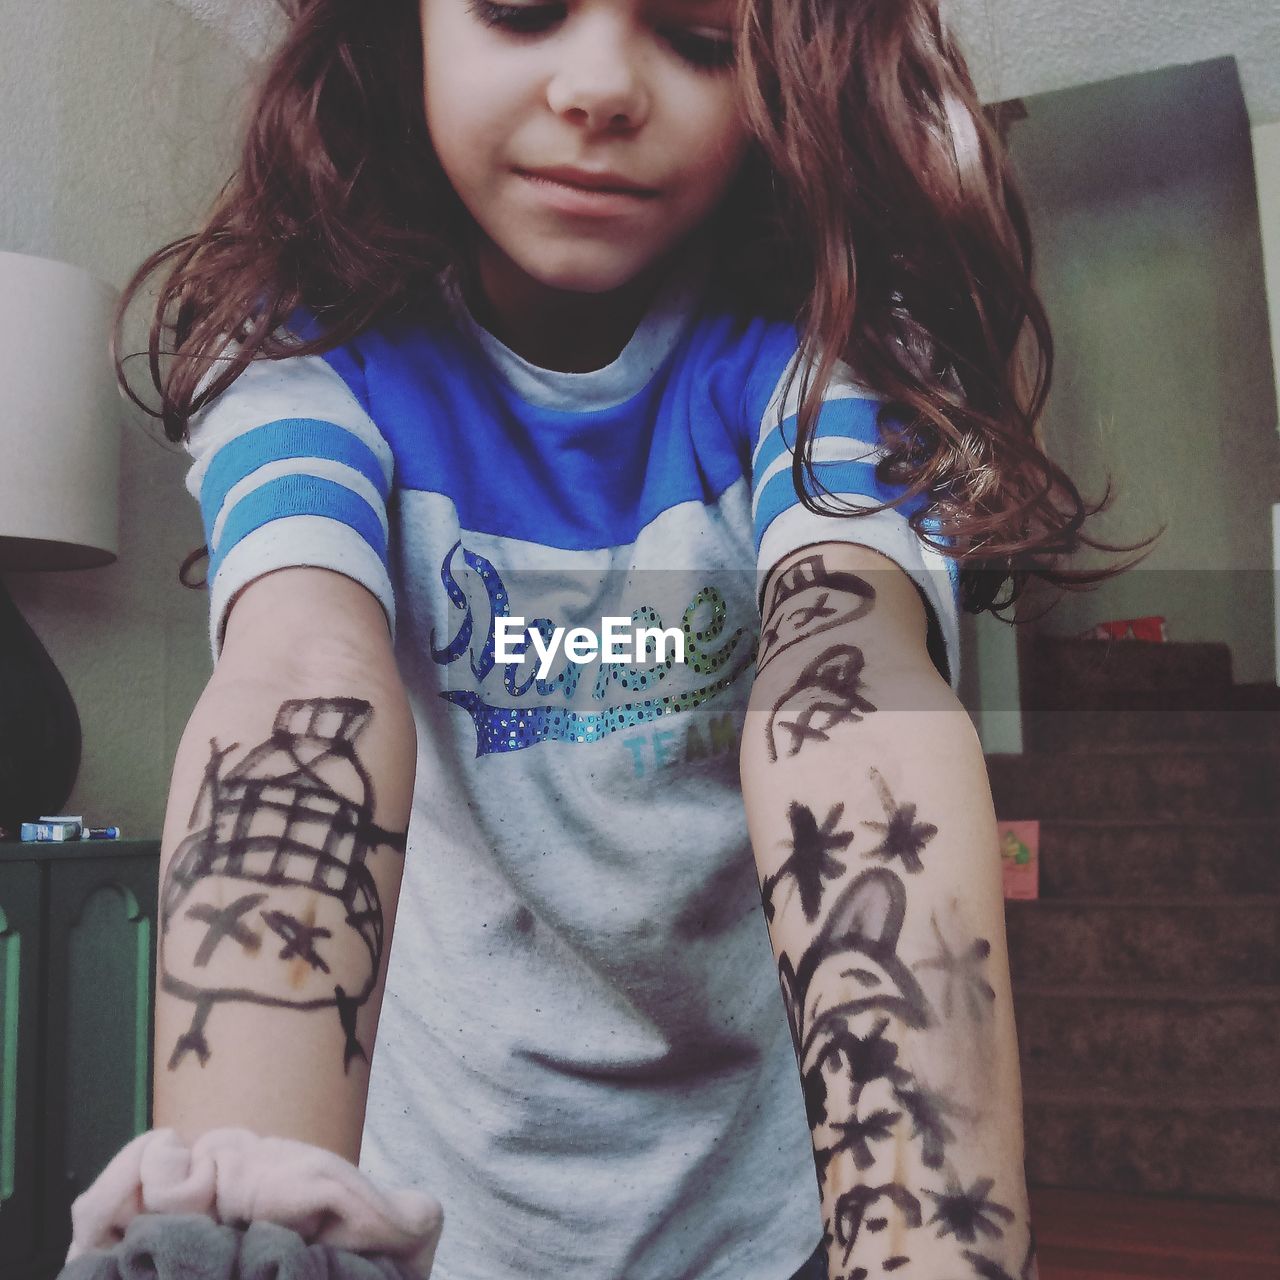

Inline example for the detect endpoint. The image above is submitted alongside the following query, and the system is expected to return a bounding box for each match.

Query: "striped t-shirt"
[184,258,960,1280]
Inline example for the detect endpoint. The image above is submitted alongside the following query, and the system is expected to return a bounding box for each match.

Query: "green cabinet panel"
[0,841,159,1280]
[0,861,42,1274]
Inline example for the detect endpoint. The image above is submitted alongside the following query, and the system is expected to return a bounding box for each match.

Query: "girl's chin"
[470,224,673,300]
[505,255,659,298]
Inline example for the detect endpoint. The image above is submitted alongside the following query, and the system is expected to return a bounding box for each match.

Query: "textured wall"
[0,0,252,837]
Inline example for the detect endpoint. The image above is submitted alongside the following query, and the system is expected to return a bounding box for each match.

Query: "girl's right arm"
[153,563,415,1163]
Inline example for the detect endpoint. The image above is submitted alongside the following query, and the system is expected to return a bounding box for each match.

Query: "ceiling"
[168,0,1280,125]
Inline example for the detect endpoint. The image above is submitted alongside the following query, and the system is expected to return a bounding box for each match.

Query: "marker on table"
[82,827,122,840]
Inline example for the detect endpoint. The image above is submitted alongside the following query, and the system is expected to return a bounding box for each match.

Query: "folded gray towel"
[58,1214,422,1280]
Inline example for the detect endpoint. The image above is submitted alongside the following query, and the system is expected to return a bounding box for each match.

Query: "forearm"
[742,655,1035,1278]
[154,657,415,1162]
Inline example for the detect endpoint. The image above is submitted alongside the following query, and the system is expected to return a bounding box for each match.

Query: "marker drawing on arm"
[766,837,1032,1277]
[757,552,877,675]
[753,579,1035,1276]
[158,697,406,1071]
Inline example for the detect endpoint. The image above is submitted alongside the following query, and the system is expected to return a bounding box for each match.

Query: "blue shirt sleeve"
[184,347,397,661]
[743,335,961,687]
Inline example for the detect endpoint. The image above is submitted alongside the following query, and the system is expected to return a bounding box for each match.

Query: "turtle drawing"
[159,697,406,1070]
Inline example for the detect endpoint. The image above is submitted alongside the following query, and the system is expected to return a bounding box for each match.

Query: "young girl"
[85,0,1113,1277]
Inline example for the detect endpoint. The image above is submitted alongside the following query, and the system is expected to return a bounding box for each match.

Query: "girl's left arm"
[740,541,1038,1280]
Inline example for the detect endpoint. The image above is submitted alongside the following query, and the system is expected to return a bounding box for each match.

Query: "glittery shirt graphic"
[429,540,755,756]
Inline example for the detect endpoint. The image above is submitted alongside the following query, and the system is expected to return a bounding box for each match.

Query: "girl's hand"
[64,1127,442,1274]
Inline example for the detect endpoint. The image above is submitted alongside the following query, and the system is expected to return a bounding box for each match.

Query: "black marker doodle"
[894,1083,963,1170]
[186,894,265,966]
[263,909,333,973]
[761,801,855,923]
[925,1177,1015,1244]
[825,1107,901,1172]
[335,984,367,1069]
[188,740,240,827]
[958,1231,1038,1280]
[962,1254,1020,1280]
[159,698,406,1071]
[758,555,877,675]
[831,1184,922,1268]
[779,867,931,1060]
[820,1016,912,1093]
[915,916,996,1023]
[861,768,939,874]
[765,644,878,761]
[803,1061,831,1130]
[763,787,1031,1277]
[811,1021,910,1177]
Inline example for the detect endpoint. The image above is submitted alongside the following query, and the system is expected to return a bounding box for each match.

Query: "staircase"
[987,638,1280,1203]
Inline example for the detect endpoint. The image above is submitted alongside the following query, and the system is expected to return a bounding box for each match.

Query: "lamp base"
[0,578,81,834]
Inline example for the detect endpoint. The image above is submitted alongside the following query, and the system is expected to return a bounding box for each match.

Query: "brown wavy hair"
[117,0,1145,612]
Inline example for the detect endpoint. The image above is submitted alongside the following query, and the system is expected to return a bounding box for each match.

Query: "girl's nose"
[545,21,650,133]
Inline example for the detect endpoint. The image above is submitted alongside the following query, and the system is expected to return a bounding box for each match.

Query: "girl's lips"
[516,169,659,218]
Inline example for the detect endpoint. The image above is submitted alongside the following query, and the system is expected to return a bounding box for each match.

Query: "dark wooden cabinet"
[0,840,159,1280]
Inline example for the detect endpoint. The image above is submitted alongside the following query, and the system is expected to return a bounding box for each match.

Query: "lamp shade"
[0,251,121,570]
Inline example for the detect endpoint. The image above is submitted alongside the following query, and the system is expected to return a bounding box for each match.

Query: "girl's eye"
[465,0,735,72]
[662,29,735,72]
[466,0,564,34]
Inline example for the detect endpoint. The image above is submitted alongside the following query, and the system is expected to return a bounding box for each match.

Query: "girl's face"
[420,0,751,301]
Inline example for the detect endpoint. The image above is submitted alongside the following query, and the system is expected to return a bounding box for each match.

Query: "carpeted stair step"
[1013,984,1280,1090]
[987,750,1280,820]
[1025,704,1280,752]
[1023,1083,1279,1202]
[1034,820,1280,897]
[1026,638,1234,701]
[1004,898,1279,985]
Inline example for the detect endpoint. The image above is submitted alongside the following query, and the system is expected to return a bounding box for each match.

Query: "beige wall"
[0,1,253,837]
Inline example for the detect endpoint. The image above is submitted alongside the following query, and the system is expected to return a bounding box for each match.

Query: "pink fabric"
[66,1128,443,1277]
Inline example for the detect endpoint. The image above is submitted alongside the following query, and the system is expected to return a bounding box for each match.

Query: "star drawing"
[925,1176,1015,1244]
[861,768,938,873]
[827,1107,901,1170]
[915,915,997,1021]
[894,1082,962,1169]
[762,801,854,922]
